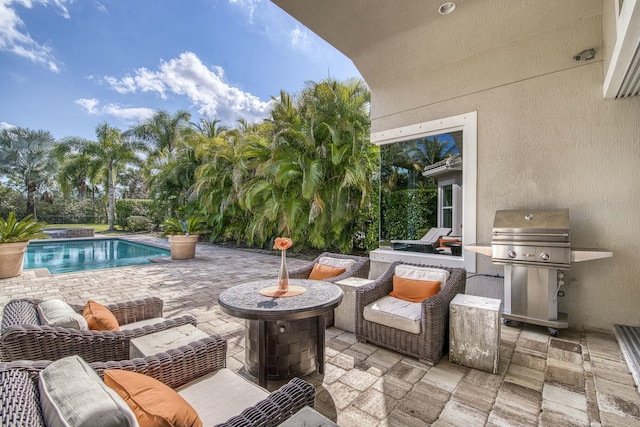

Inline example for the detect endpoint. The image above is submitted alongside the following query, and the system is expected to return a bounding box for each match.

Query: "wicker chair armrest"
[0,299,41,333]
[91,335,227,389]
[216,377,315,427]
[0,334,227,390]
[356,261,397,307]
[420,267,466,326]
[70,297,164,325]
[0,315,197,363]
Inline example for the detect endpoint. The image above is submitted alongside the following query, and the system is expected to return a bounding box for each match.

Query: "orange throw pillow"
[308,263,347,280]
[104,370,202,427]
[83,300,120,331]
[389,276,441,303]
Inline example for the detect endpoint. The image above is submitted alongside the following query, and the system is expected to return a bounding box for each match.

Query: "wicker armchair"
[355,262,466,365]
[288,252,370,283]
[0,297,197,363]
[0,334,316,427]
[289,252,370,326]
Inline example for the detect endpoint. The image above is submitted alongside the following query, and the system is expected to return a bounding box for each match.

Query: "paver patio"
[1,236,639,426]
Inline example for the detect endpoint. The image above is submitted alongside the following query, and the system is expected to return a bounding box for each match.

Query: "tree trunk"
[26,181,37,220]
[108,166,116,230]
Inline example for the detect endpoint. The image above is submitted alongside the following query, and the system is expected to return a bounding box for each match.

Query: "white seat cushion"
[39,355,138,427]
[363,296,422,334]
[177,368,269,426]
[118,317,166,330]
[395,265,450,286]
[318,256,356,271]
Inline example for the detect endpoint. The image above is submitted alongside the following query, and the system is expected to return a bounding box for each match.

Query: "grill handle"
[492,232,569,239]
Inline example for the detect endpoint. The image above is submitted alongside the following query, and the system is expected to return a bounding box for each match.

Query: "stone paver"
[1,235,639,426]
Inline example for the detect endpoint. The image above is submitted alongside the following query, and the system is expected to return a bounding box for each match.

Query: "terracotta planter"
[0,241,29,279]
[168,235,199,260]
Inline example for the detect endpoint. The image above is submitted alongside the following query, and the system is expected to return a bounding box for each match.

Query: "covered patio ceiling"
[272,0,603,87]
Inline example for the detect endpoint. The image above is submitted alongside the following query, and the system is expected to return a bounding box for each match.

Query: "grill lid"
[492,209,569,244]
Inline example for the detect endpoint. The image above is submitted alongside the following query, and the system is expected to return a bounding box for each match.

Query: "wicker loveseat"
[0,297,197,363]
[0,334,315,427]
[355,262,466,365]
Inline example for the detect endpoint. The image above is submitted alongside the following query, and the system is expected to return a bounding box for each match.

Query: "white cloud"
[0,121,16,130]
[0,0,73,72]
[102,51,272,123]
[228,0,260,24]
[76,98,154,122]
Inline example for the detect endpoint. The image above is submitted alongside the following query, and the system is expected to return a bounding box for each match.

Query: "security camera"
[573,49,595,62]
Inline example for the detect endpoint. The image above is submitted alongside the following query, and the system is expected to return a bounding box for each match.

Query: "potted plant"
[0,212,48,279]
[161,216,209,260]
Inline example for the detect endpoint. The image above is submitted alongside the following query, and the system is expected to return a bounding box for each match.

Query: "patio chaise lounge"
[0,333,315,427]
[390,227,452,253]
[0,297,197,363]
[355,261,466,365]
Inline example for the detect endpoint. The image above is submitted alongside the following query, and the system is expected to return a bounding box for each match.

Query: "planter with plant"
[0,212,48,279]
[161,216,209,260]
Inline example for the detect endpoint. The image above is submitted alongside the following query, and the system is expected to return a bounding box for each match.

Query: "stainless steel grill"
[466,209,612,336]
[491,209,571,269]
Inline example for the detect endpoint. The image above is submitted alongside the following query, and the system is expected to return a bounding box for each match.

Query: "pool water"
[23,238,170,274]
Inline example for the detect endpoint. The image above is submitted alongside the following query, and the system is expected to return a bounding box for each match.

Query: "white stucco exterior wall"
[366,16,640,331]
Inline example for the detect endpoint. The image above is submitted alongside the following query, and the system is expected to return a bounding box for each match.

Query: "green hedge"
[115,199,155,229]
[381,188,437,240]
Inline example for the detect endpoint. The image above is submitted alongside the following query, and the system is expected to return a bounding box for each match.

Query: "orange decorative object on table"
[274,237,293,292]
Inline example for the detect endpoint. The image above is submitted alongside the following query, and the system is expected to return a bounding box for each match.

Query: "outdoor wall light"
[438,2,457,15]
[573,48,596,62]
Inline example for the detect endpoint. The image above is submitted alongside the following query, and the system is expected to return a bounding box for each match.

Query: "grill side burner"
[466,209,612,337]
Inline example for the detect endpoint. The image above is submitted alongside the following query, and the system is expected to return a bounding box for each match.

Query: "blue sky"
[0,0,361,140]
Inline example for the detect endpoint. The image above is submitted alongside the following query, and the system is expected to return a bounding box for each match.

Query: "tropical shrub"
[161,216,209,235]
[0,212,48,243]
[126,215,154,232]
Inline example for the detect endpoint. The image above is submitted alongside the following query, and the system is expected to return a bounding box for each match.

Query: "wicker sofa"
[0,297,197,363]
[355,261,466,365]
[0,334,315,427]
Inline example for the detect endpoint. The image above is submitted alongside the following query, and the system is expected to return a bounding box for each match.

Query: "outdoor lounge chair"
[288,252,370,325]
[390,227,452,253]
[0,297,197,363]
[0,333,315,427]
[355,261,466,365]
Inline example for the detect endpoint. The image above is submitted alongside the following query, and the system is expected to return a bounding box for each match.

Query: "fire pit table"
[218,279,343,387]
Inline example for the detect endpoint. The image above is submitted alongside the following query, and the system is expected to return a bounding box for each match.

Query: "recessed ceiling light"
[438,2,457,15]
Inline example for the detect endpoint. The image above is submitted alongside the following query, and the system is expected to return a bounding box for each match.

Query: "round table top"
[217,279,344,321]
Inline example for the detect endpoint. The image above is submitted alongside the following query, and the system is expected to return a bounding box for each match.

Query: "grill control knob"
[507,250,517,258]
[540,253,550,261]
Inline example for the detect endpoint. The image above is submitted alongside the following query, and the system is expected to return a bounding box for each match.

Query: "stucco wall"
[366,16,640,330]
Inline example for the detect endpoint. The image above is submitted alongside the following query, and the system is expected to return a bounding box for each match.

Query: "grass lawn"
[45,223,124,234]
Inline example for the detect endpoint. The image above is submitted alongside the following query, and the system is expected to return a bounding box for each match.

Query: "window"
[370,112,477,272]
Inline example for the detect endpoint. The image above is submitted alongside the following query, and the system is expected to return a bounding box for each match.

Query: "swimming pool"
[23,238,170,274]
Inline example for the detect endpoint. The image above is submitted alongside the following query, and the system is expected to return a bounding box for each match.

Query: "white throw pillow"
[39,355,139,427]
[37,299,88,330]
[395,265,450,286]
[318,256,356,271]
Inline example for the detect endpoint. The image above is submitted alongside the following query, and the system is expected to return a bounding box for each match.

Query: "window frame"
[370,111,477,272]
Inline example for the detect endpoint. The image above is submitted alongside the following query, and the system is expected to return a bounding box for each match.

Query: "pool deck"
[2,235,639,426]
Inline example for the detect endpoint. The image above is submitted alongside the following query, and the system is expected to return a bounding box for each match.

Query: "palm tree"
[128,109,191,157]
[190,118,229,138]
[56,123,145,230]
[0,127,57,220]
[242,77,374,252]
